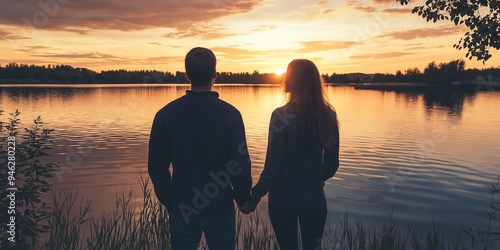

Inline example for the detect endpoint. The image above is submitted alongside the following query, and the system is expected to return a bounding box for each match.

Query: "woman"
[243,59,340,250]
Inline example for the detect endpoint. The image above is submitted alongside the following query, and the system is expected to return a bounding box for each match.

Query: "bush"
[0,110,57,249]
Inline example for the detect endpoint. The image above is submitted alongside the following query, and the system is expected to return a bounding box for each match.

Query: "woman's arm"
[323,129,340,181]
[249,109,287,207]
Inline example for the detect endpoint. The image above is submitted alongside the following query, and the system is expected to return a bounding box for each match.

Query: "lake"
[1,84,499,235]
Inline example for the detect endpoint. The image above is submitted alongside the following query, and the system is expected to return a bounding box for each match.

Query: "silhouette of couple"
[148,47,340,250]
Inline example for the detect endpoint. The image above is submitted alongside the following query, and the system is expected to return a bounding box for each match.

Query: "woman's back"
[244,59,340,250]
[251,102,339,208]
[267,103,326,207]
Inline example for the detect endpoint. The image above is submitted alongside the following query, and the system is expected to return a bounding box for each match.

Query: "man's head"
[185,47,217,87]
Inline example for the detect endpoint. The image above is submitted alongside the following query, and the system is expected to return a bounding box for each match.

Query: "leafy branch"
[399,0,500,62]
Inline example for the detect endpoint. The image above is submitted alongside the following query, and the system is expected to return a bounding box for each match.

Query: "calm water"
[1,84,499,234]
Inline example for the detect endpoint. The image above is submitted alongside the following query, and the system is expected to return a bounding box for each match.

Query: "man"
[148,47,252,249]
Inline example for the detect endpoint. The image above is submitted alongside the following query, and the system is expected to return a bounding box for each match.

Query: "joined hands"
[238,201,256,214]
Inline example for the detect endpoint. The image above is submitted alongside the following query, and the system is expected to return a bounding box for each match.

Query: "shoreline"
[351,82,500,91]
[1,82,499,93]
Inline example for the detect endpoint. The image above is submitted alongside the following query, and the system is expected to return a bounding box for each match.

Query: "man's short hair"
[185,47,216,87]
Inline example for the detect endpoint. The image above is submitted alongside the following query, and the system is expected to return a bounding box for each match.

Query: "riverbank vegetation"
[0,111,498,249]
[1,60,499,85]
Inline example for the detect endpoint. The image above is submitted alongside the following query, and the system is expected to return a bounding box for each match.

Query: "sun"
[274,68,286,75]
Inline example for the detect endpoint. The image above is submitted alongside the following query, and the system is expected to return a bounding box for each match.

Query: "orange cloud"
[404,44,446,50]
[303,0,329,8]
[371,0,396,4]
[14,45,52,52]
[210,47,262,60]
[379,26,467,40]
[147,43,181,48]
[323,9,335,14]
[147,42,163,46]
[346,1,376,12]
[351,52,413,60]
[297,41,360,53]
[251,25,278,32]
[32,52,126,59]
[209,46,293,68]
[163,23,238,40]
[315,0,329,6]
[382,8,413,14]
[143,56,184,64]
[0,0,263,32]
[0,30,28,40]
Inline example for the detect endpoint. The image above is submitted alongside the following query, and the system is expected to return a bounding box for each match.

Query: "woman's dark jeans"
[269,197,327,250]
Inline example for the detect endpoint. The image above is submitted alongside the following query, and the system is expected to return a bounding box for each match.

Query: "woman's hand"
[238,201,256,214]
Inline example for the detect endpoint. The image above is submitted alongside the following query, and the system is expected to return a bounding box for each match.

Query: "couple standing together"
[148,47,340,250]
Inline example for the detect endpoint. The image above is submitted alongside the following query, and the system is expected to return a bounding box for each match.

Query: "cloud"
[322,8,335,14]
[0,0,263,32]
[141,56,184,65]
[211,47,262,60]
[401,42,447,51]
[147,42,181,49]
[163,23,238,40]
[303,0,329,8]
[346,1,376,12]
[382,8,413,14]
[15,45,53,52]
[315,0,329,6]
[32,52,126,59]
[297,41,360,53]
[0,30,29,40]
[72,55,185,69]
[251,25,278,32]
[378,26,467,40]
[210,46,293,64]
[371,0,397,4]
[351,51,413,60]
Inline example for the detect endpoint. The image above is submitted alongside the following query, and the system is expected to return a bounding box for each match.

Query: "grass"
[41,178,171,250]
[26,176,499,250]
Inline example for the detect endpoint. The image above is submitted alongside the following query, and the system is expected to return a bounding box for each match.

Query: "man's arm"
[228,112,252,207]
[148,112,172,209]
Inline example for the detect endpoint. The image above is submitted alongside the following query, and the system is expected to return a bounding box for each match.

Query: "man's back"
[149,90,251,221]
[148,47,250,250]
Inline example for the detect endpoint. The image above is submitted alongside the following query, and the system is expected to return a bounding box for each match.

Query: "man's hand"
[238,201,256,214]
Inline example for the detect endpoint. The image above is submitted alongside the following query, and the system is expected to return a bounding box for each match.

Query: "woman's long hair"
[283,59,339,153]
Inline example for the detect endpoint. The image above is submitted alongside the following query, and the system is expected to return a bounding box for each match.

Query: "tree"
[423,59,466,85]
[424,61,441,85]
[398,0,500,62]
[404,67,423,82]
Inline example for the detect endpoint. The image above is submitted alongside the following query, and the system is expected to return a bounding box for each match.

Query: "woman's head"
[283,59,339,153]
[283,59,324,103]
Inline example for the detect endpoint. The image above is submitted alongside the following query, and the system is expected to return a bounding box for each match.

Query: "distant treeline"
[0,63,283,84]
[0,60,499,84]
[327,60,500,84]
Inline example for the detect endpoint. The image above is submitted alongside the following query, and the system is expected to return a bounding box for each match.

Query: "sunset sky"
[1,0,499,74]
